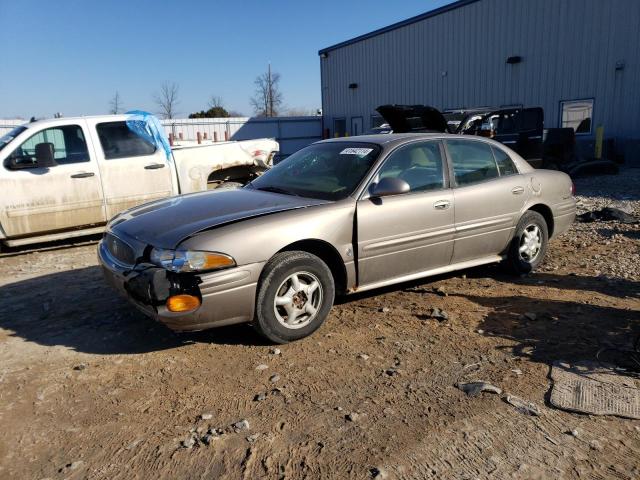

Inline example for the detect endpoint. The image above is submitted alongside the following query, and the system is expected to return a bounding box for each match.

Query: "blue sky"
[0,0,451,119]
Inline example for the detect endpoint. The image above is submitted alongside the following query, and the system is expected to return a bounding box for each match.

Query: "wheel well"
[527,204,554,237]
[279,240,347,295]
[207,165,264,185]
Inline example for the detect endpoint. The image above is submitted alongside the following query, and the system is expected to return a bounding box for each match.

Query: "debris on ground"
[346,412,361,422]
[456,381,502,397]
[576,207,638,224]
[550,360,640,419]
[505,395,542,416]
[181,436,196,449]
[433,286,448,297]
[233,420,250,432]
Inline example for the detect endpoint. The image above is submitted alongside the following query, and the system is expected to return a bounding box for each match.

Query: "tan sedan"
[99,133,576,343]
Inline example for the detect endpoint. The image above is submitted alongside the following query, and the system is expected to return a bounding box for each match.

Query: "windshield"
[249,142,381,201]
[0,126,27,152]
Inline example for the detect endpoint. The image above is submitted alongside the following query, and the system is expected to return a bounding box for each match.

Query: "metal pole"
[268,63,272,118]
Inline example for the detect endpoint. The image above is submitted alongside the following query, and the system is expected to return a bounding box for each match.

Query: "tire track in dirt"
[385,397,640,479]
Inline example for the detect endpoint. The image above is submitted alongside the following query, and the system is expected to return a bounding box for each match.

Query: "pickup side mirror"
[35,142,57,168]
[370,177,410,198]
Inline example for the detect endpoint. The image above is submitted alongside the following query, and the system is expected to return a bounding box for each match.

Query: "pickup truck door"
[494,108,544,168]
[0,121,105,237]
[88,120,174,220]
[356,140,455,287]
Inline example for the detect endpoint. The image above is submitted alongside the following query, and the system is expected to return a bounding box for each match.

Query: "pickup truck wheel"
[254,251,335,343]
[505,211,548,274]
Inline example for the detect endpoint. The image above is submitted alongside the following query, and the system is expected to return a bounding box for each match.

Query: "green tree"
[189,96,230,118]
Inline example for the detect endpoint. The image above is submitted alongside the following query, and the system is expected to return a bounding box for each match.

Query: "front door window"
[6,125,89,169]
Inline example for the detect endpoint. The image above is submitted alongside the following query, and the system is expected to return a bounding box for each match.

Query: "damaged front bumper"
[98,239,264,332]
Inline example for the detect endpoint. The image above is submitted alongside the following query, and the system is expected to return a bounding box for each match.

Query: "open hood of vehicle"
[109,188,329,249]
[376,104,449,134]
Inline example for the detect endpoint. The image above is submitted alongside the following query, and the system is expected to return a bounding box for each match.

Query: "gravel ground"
[545,168,640,281]
[0,169,638,479]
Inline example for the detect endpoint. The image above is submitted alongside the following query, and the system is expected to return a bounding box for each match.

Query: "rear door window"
[97,122,156,159]
[446,139,499,186]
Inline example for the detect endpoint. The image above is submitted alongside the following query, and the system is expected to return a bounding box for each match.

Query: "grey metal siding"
[321,0,640,142]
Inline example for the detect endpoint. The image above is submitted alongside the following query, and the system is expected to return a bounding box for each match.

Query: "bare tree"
[153,81,180,119]
[250,64,283,117]
[109,91,124,114]
[208,95,225,110]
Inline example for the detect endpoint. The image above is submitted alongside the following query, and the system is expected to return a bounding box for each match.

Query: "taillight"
[252,150,267,158]
[570,181,576,196]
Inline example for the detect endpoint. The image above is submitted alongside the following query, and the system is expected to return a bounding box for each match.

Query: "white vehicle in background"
[0,114,278,248]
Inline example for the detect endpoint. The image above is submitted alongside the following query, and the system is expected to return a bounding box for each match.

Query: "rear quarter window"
[492,147,519,176]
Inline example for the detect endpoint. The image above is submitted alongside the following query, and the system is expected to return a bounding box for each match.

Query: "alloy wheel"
[273,271,323,329]
[518,224,542,261]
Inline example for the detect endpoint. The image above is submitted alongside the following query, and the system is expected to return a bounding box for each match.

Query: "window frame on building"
[559,98,594,136]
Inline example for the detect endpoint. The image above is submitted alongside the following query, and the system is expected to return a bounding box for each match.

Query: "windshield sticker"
[340,147,373,156]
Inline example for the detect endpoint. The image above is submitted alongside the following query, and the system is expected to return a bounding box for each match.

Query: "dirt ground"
[0,171,639,479]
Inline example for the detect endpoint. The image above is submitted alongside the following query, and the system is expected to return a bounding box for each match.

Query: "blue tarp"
[125,110,172,160]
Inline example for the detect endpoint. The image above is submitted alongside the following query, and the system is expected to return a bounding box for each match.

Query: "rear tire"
[254,251,335,343]
[505,211,548,275]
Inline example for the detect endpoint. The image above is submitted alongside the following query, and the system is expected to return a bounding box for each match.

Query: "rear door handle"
[433,200,451,210]
[144,163,166,170]
[511,186,525,195]
[70,172,95,178]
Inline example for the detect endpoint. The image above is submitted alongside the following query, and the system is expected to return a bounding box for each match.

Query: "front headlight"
[150,248,236,272]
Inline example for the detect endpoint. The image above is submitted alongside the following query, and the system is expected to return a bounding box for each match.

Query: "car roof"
[20,114,131,130]
[317,132,450,147]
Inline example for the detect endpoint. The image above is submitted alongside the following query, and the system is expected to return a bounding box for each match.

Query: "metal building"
[319,0,640,155]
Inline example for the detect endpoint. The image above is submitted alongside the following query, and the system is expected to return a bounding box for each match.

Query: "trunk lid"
[375,104,449,134]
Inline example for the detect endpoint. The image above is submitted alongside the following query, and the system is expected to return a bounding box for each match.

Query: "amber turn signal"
[166,294,201,312]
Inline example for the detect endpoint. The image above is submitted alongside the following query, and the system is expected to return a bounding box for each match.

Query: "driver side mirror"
[35,142,57,168]
[370,177,410,198]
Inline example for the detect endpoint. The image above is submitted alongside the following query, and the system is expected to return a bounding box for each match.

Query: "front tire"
[254,251,335,343]
[505,211,549,274]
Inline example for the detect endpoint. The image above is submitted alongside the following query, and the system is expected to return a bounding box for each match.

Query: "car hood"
[376,104,449,133]
[109,188,329,249]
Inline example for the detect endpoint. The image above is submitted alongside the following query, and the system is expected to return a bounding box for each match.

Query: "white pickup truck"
[0,114,278,248]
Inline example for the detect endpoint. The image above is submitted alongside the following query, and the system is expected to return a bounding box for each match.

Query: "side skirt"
[5,226,106,247]
[352,255,503,294]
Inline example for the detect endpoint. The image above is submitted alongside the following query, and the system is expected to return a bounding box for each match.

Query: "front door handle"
[70,172,95,178]
[511,186,525,195]
[433,200,451,210]
[144,163,166,170]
